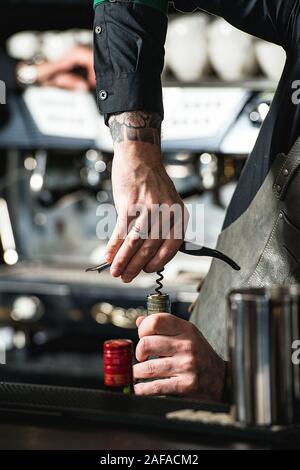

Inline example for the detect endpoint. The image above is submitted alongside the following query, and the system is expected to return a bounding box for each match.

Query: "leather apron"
[190,137,300,360]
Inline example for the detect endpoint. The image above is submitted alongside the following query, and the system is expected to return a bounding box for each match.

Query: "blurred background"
[0,1,285,389]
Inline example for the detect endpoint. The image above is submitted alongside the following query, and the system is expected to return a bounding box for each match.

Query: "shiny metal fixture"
[228,286,300,427]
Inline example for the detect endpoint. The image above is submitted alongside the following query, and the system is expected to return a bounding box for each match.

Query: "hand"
[34,46,95,91]
[106,112,188,283]
[108,148,187,282]
[133,313,226,402]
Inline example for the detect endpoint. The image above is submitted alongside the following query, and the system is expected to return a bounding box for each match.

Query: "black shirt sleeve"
[94,0,300,124]
[93,1,167,123]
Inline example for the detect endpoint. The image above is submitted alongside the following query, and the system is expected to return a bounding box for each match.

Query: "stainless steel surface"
[228,286,300,427]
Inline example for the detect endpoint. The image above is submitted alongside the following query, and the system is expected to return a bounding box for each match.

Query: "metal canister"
[228,286,300,427]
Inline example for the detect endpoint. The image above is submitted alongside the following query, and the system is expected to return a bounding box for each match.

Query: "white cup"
[165,14,210,82]
[255,41,286,82]
[7,31,41,61]
[208,18,257,81]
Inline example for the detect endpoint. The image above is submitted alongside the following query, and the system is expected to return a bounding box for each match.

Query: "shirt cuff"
[96,73,164,124]
[94,1,167,125]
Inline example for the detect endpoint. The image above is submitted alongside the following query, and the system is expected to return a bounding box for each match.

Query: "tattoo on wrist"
[108,111,162,146]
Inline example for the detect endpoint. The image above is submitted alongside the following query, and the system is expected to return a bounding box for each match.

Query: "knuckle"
[151,382,163,395]
[173,378,185,395]
[160,247,174,260]
[127,234,140,247]
[185,375,198,394]
[140,246,156,259]
[146,361,156,377]
[171,376,190,395]
[135,218,147,232]
[139,337,149,357]
[163,359,172,373]
[182,355,197,373]
[180,339,195,355]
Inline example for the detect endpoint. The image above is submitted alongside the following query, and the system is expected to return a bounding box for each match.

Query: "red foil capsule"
[103,339,133,388]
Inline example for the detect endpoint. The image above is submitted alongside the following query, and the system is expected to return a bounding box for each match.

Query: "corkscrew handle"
[179,242,240,271]
[86,242,240,273]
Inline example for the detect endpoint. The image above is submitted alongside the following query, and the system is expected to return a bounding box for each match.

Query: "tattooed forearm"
[108,111,162,146]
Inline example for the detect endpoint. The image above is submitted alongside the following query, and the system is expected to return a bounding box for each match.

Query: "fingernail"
[122,276,131,283]
[111,268,120,277]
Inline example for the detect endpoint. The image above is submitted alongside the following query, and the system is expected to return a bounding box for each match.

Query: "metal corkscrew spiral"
[155,268,165,295]
[146,267,171,315]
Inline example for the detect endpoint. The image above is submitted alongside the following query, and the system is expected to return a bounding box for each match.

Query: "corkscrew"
[86,243,240,316]
[155,268,165,295]
[85,262,166,294]
[85,242,240,276]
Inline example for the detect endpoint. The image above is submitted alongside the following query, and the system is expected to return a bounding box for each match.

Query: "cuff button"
[99,90,108,101]
[95,26,102,34]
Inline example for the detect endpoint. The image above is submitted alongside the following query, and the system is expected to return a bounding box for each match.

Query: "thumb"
[136,316,146,328]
